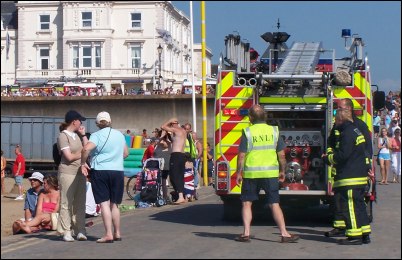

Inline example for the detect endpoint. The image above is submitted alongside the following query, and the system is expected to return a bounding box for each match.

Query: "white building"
[1,1,17,86]
[1,1,214,93]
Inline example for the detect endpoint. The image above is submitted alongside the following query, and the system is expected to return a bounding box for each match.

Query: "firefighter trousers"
[339,187,371,238]
[331,191,346,229]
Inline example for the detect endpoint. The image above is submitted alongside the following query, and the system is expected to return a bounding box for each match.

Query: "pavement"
[0,184,216,247]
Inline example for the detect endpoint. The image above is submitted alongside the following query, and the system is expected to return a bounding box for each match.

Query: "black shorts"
[240,178,280,204]
[91,170,124,204]
[374,126,380,134]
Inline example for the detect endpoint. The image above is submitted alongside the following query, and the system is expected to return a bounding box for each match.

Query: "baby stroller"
[135,158,165,207]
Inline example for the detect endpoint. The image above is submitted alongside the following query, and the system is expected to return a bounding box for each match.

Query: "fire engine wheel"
[126,176,137,200]
[222,199,242,221]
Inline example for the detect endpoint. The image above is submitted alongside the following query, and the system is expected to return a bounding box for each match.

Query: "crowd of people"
[1,84,215,97]
[373,91,401,185]
[135,121,214,204]
[2,90,400,245]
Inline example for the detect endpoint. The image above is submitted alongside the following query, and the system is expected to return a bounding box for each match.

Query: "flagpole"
[190,1,197,132]
[201,1,208,186]
[5,26,10,86]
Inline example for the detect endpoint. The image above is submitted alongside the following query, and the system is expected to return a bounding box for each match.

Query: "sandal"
[235,234,251,242]
[96,238,114,243]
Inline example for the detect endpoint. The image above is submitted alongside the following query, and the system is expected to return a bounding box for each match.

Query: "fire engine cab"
[214,27,385,221]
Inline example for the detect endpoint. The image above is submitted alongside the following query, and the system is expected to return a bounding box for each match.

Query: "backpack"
[52,142,61,166]
[53,132,67,166]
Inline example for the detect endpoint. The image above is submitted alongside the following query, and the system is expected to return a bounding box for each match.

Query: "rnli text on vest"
[253,135,273,143]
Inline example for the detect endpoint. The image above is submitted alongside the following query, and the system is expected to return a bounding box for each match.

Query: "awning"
[122,79,144,84]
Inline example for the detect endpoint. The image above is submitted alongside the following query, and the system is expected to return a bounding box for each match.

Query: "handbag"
[50,212,59,231]
[376,139,386,165]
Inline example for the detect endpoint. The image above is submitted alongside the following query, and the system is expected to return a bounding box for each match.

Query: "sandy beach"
[1,177,33,238]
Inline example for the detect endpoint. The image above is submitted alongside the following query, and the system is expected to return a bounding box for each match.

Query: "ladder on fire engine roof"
[274,42,323,75]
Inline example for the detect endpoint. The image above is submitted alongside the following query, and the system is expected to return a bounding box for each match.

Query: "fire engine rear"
[214,26,385,221]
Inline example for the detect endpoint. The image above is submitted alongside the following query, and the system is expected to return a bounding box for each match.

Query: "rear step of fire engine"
[275,42,322,75]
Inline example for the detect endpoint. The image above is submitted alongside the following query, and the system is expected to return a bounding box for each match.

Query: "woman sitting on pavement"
[19,175,60,233]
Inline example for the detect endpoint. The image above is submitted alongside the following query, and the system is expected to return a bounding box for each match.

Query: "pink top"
[391,137,401,153]
[42,202,57,213]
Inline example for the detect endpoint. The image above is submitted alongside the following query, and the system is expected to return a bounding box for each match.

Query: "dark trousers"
[339,187,371,238]
[169,152,185,194]
[331,190,346,229]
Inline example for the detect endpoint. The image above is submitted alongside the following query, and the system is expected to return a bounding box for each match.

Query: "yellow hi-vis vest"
[243,124,279,179]
[184,134,197,159]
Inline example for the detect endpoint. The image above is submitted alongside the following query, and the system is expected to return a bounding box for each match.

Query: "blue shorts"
[378,153,391,160]
[240,178,280,204]
[14,176,23,185]
[90,170,124,204]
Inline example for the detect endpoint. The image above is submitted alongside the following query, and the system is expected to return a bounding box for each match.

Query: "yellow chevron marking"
[354,72,369,97]
[333,88,362,109]
[221,71,234,96]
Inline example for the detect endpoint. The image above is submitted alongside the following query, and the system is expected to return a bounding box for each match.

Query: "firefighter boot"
[362,234,371,244]
[338,237,363,245]
[324,228,345,237]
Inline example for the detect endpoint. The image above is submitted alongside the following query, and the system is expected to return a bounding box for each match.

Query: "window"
[95,46,101,68]
[40,15,50,30]
[39,47,50,70]
[131,46,141,69]
[71,43,102,68]
[131,13,141,28]
[82,46,92,67]
[73,46,79,68]
[82,12,92,28]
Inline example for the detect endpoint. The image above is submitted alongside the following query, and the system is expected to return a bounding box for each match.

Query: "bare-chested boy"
[161,117,187,204]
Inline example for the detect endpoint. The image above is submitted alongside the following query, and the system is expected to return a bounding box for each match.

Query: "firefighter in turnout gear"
[322,99,372,245]
[324,122,347,237]
[234,104,300,243]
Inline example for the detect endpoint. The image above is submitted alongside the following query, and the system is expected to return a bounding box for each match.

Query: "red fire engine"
[214,28,385,220]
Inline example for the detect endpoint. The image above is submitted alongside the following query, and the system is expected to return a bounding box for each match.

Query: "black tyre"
[126,176,137,200]
[222,198,242,221]
[156,198,165,207]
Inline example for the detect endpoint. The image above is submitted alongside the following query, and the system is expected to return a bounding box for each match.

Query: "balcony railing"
[13,69,196,84]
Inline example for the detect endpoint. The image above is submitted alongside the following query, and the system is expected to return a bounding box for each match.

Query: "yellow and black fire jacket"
[324,121,370,189]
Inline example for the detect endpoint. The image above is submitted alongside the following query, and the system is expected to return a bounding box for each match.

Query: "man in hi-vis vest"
[235,105,300,243]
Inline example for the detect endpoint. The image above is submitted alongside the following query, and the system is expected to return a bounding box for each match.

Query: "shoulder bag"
[90,127,112,171]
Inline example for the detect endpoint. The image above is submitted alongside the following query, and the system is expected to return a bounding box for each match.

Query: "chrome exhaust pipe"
[248,78,257,86]
[238,77,246,86]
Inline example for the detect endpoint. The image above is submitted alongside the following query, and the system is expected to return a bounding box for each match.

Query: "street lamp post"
[157,44,163,91]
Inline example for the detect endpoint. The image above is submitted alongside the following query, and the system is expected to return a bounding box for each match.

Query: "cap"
[96,111,111,124]
[28,172,44,183]
[150,137,157,143]
[65,110,86,124]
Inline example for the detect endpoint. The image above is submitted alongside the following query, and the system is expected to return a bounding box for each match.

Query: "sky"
[172,1,401,93]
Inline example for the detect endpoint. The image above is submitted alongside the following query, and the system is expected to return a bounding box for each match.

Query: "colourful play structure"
[124,135,145,178]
